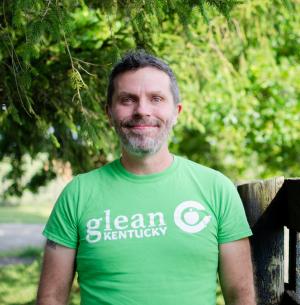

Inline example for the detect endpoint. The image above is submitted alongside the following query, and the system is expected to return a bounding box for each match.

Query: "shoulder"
[74,159,117,184]
[176,155,233,186]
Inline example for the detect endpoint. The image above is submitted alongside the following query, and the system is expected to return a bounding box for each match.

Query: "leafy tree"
[0,0,299,199]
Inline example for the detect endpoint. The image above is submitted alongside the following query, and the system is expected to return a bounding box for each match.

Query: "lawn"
[0,250,81,305]
[0,204,52,224]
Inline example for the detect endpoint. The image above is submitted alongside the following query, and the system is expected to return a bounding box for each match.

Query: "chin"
[124,144,163,157]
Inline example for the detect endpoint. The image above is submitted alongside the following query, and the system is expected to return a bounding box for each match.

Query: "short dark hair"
[106,50,180,106]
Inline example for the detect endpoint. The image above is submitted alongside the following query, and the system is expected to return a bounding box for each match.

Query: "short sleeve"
[42,176,80,249]
[215,173,252,244]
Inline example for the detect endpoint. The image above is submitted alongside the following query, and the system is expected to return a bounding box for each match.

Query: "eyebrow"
[150,91,166,97]
[117,91,166,98]
[117,92,138,99]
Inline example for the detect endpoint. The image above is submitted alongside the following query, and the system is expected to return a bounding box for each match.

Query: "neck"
[120,146,174,175]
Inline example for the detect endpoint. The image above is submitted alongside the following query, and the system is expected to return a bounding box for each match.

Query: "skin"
[219,238,256,305]
[36,66,256,305]
[107,66,182,175]
[36,240,76,305]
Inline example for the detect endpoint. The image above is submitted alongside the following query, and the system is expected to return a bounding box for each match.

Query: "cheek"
[157,108,177,122]
[110,107,129,121]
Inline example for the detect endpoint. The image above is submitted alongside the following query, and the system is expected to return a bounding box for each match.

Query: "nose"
[133,98,151,116]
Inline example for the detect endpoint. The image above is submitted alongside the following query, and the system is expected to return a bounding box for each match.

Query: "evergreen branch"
[2,2,23,72]
[10,50,34,117]
[72,57,103,67]
[0,27,34,117]
[199,0,209,24]
[42,0,52,20]
[63,31,84,110]
[55,0,86,111]
[77,63,96,77]
[104,9,120,61]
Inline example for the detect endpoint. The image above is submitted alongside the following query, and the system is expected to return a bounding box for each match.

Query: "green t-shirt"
[43,155,252,305]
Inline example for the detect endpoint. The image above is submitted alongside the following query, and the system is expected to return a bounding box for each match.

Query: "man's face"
[107,67,182,156]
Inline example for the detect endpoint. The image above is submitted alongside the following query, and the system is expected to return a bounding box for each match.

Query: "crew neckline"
[113,154,179,183]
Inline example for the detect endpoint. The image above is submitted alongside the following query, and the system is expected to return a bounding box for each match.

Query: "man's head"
[106,50,180,107]
[106,51,182,157]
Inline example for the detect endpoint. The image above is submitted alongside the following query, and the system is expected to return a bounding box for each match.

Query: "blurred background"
[0,0,299,304]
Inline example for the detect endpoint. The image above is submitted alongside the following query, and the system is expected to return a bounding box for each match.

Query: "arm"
[218,238,256,305]
[36,239,77,305]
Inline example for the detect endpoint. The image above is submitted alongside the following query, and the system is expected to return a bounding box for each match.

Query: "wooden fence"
[237,177,300,305]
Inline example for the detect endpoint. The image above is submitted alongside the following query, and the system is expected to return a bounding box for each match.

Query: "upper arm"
[218,238,256,305]
[37,239,77,305]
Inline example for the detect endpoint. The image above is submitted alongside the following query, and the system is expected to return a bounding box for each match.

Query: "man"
[36,51,256,305]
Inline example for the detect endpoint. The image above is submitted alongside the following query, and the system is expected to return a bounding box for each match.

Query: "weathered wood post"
[281,179,300,305]
[237,177,285,305]
[236,177,300,305]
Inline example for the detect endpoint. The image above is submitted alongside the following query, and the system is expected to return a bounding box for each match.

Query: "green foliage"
[1,0,299,198]
[0,257,81,305]
[160,0,300,179]
[0,260,41,305]
[0,246,42,259]
[0,204,52,223]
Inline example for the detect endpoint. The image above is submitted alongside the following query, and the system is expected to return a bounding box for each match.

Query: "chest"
[75,181,219,275]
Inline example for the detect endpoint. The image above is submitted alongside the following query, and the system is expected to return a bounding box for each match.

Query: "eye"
[152,96,163,103]
[121,96,135,104]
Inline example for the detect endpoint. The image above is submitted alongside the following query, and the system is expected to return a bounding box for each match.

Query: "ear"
[176,103,182,115]
[172,103,182,125]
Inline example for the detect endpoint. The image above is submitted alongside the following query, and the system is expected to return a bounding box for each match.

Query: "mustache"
[121,118,161,127]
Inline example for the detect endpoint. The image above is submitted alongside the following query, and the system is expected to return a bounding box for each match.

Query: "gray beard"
[112,117,175,157]
[118,128,169,156]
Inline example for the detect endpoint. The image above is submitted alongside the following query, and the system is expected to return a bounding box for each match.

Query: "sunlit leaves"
[1,0,300,198]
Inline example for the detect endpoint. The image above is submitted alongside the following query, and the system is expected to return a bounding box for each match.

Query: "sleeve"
[42,176,80,249]
[215,173,252,244]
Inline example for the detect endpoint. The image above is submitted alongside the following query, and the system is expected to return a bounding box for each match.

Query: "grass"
[0,204,52,224]
[0,249,80,305]
[0,247,43,259]
[0,260,42,305]
[217,283,225,305]
[0,261,81,305]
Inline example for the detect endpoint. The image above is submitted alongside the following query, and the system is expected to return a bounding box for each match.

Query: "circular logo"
[174,201,211,233]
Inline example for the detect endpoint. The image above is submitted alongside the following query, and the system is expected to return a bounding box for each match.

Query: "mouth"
[128,125,158,129]
[122,121,160,130]
[124,125,159,134]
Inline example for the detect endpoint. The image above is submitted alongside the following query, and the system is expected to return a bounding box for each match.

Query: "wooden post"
[237,177,285,305]
[282,179,300,305]
[284,231,300,305]
[297,234,300,297]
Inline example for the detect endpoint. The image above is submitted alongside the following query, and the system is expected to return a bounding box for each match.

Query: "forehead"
[113,66,172,94]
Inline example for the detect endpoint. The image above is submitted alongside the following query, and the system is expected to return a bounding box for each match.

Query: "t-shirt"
[43,155,252,305]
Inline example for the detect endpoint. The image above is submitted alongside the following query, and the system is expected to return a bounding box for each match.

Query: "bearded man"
[36,51,256,305]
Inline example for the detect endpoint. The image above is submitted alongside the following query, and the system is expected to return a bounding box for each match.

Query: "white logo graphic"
[174,201,211,233]
[86,209,167,243]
